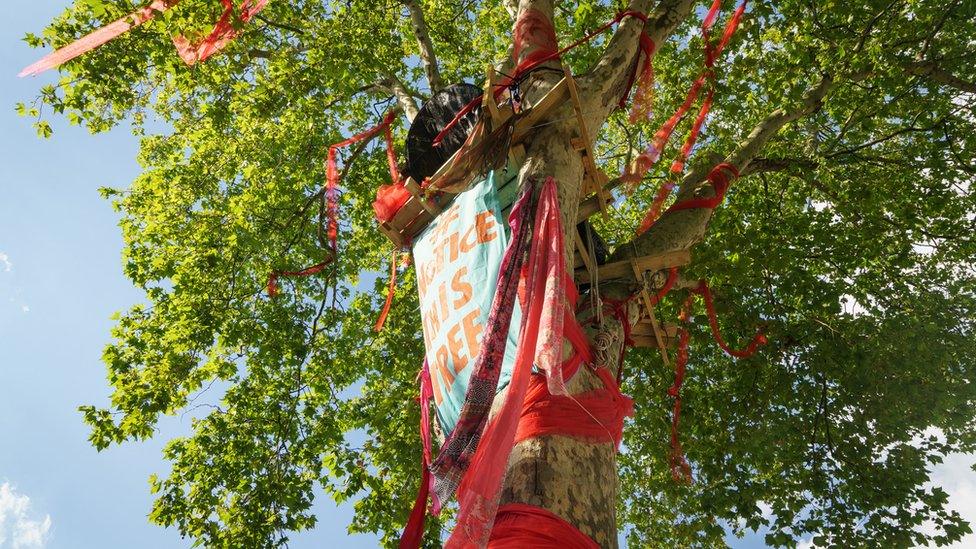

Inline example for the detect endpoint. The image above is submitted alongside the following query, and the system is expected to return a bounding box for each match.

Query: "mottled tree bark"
[487,1,690,547]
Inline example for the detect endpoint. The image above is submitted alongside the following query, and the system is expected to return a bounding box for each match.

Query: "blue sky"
[0,2,376,547]
[1,2,973,549]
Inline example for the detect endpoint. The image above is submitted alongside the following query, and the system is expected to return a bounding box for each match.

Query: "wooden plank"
[577,173,625,223]
[633,335,677,348]
[632,321,679,338]
[509,143,526,165]
[510,77,569,143]
[573,249,691,284]
[404,178,441,216]
[378,222,405,248]
[632,259,672,367]
[386,195,423,232]
[562,64,601,199]
[483,65,501,124]
[575,231,596,278]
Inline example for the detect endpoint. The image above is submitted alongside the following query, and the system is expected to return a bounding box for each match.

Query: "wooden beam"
[562,64,604,211]
[378,222,405,248]
[404,178,441,216]
[577,174,625,223]
[575,231,596,279]
[631,259,672,367]
[483,65,501,124]
[510,77,569,143]
[632,321,679,338]
[573,249,691,284]
[633,335,678,348]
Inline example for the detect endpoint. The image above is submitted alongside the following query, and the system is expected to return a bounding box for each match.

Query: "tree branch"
[502,0,519,20]
[741,157,819,177]
[403,0,444,92]
[580,0,696,124]
[903,60,976,94]
[612,74,837,263]
[377,72,420,122]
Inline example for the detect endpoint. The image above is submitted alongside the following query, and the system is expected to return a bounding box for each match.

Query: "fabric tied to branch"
[398,362,434,549]
[668,274,767,483]
[373,249,399,332]
[516,366,633,449]
[627,0,748,221]
[269,109,401,297]
[19,0,268,77]
[327,109,400,249]
[173,0,268,65]
[19,0,180,77]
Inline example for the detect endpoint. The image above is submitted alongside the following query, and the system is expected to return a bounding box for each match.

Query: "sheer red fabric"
[173,0,269,65]
[399,362,434,549]
[446,177,569,548]
[516,367,633,448]
[373,250,399,332]
[667,268,767,483]
[487,504,599,549]
[19,0,268,76]
[269,110,401,297]
[327,110,400,247]
[630,0,748,225]
[373,183,411,223]
[19,0,180,77]
[626,32,657,123]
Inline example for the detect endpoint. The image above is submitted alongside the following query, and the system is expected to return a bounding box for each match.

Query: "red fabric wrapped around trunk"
[487,503,599,549]
[516,367,633,448]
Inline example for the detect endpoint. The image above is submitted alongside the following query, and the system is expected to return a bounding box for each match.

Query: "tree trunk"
[482,1,694,546]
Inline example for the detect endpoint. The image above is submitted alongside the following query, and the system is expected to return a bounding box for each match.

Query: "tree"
[20,0,976,546]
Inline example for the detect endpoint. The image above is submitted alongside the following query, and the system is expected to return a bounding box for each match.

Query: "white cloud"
[0,482,52,548]
[797,539,815,549]
[0,253,11,273]
[20,306,29,314]
[921,451,976,548]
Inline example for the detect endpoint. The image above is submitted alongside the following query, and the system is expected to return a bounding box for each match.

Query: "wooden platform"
[375,64,689,365]
[378,63,613,248]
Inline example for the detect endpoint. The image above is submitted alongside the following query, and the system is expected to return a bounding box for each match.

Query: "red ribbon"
[398,362,434,549]
[431,10,652,147]
[669,318,693,483]
[266,260,331,298]
[19,0,180,77]
[664,162,739,214]
[691,280,768,358]
[173,0,268,65]
[667,275,767,483]
[626,32,657,122]
[19,0,267,76]
[326,109,400,249]
[628,0,747,210]
[374,250,398,332]
[670,87,714,174]
[270,110,401,298]
[636,160,739,237]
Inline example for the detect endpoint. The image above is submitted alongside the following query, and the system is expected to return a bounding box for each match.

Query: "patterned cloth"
[428,183,536,513]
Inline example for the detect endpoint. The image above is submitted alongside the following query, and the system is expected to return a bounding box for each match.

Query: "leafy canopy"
[21,0,976,547]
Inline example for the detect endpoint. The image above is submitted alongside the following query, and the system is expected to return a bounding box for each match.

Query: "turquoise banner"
[412,172,521,435]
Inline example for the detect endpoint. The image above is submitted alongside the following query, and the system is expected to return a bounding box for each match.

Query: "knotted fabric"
[487,504,600,549]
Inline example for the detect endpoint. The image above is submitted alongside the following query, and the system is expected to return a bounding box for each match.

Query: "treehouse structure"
[376,64,685,365]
